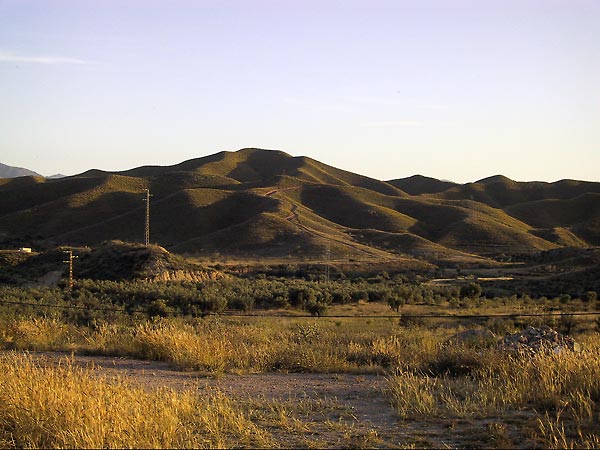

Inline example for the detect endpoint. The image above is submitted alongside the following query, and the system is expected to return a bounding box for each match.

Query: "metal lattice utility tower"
[62,249,77,290]
[143,189,152,246]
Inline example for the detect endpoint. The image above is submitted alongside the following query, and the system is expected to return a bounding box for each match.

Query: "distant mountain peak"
[475,175,515,184]
[235,147,292,157]
[387,174,457,195]
[0,162,42,178]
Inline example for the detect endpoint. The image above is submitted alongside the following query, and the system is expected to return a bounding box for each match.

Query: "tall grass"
[2,316,447,373]
[388,334,600,447]
[0,317,82,351]
[90,317,412,373]
[0,352,272,449]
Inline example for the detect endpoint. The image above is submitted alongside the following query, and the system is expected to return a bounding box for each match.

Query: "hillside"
[0,241,222,284]
[0,149,598,264]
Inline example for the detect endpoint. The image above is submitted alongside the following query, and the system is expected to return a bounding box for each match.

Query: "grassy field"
[0,295,599,448]
[1,324,599,448]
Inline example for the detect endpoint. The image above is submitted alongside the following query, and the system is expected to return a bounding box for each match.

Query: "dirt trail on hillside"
[268,188,394,261]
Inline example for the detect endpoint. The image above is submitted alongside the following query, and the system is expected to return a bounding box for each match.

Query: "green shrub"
[460,283,482,299]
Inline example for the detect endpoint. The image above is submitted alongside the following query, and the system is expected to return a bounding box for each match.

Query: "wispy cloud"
[0,51,90,65]
[343,95,405,106]
[420,104,450,110]
[281,95,358,114]
[360,120,423,128]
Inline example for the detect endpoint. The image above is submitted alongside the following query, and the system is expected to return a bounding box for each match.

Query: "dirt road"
[23,351,518,448]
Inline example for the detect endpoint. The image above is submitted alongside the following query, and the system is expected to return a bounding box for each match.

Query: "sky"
[0,0,599,183]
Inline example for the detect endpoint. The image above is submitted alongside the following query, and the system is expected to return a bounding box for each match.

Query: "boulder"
[499,325,580,354]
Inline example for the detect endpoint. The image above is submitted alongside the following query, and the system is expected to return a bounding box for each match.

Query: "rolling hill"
[0,148,598,263]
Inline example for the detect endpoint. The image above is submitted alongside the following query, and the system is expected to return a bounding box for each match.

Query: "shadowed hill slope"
[434,176,600,208]
[506,193,600,246]
[0,149,598,261]
[505,193,600,229]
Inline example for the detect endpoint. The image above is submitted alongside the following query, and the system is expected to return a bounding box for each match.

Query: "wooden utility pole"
[324,244,331,283]
[143,189,151,246]
[62,249,77,290]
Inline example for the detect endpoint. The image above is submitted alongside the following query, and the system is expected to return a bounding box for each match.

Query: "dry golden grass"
[0,352,272,449]
[388,333,600,447]
[0,317,80,351]
[93,318,387,373]
[536,412,600,449]
[2,316,411,373]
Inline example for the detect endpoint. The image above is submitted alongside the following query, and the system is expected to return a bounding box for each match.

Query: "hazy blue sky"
[1,0,598,182]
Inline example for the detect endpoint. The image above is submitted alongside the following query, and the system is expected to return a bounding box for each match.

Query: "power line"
[0,298,144,313]
[0,298,598,319]
[206,311,600,319]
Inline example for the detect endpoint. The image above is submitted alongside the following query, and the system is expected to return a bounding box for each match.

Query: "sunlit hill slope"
[1,148,598,262]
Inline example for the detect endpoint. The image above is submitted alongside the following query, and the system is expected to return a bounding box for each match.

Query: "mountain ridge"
[1,149,598,263]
